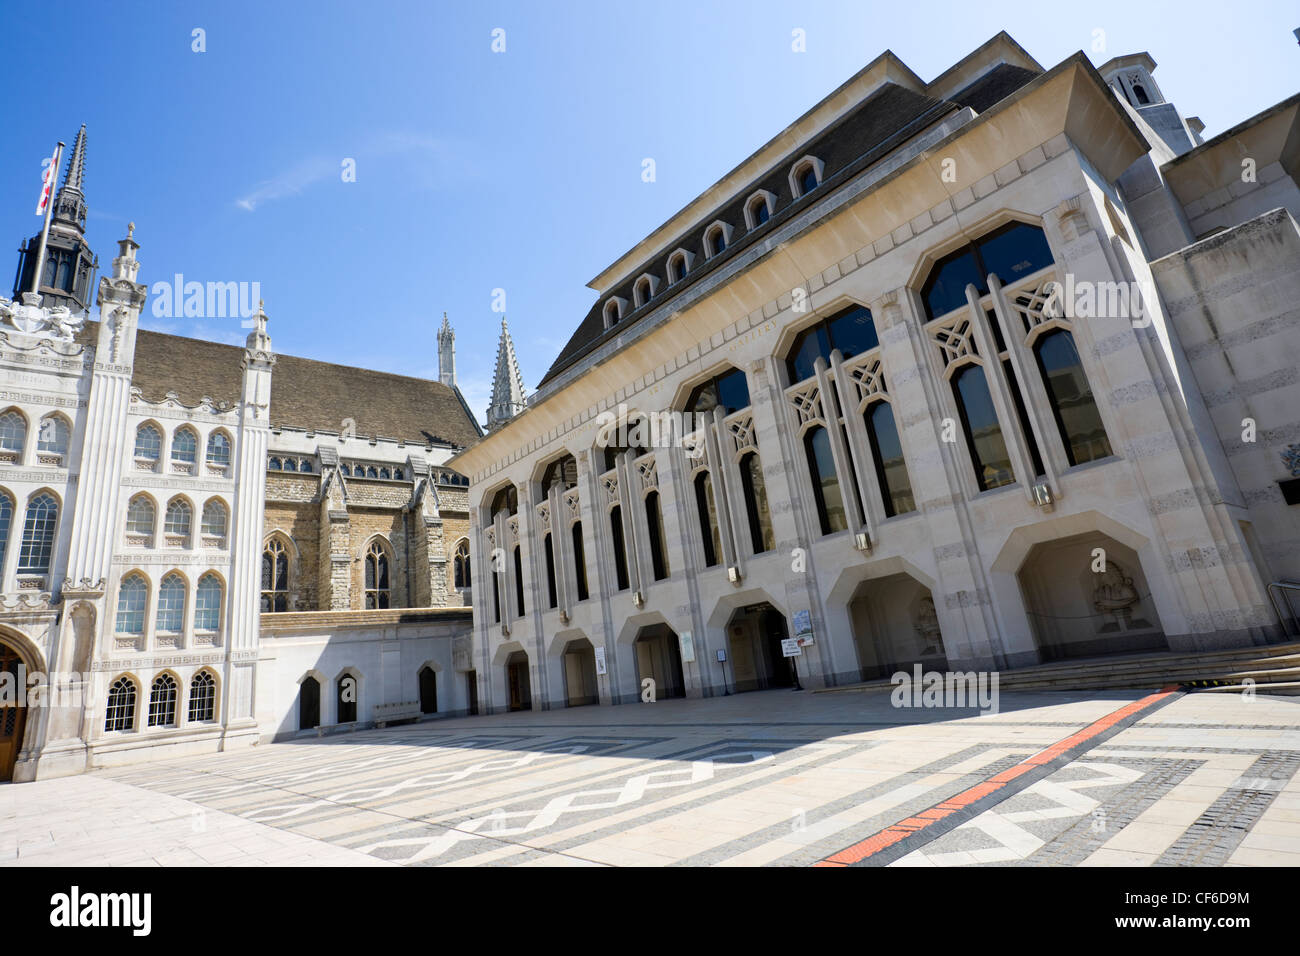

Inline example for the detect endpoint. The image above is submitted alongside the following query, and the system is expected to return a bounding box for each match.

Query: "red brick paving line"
[814,687,1179,867]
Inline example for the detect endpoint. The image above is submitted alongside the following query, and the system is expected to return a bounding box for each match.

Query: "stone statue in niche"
[913,595,943,656]
[1092,560,1151,632]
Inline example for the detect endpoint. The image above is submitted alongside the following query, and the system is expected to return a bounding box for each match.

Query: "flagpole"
[28,141,65,301]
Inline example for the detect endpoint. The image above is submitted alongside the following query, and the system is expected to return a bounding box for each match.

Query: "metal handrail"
[1266,581,1300,636]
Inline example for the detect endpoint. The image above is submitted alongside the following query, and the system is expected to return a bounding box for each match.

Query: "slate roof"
[78,323,484,448]
[536,62,1041,389]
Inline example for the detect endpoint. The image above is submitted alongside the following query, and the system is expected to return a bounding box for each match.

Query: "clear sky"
[2,0,1296,427]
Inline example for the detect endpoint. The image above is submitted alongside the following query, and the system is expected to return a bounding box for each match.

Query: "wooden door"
[0,643,27,782]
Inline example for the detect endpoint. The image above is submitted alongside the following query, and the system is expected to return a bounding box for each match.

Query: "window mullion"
[829,349,884,535]
[812,357,865,532]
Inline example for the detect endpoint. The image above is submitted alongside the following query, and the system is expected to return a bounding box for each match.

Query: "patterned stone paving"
[2,688,1298,867]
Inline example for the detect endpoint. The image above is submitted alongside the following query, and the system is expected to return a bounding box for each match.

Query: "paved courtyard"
[3,687,1300,867]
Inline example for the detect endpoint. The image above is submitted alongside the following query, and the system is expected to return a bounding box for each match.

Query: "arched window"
[804,426,847,535]
[366,466,378,478]
[542,532,558,607]
[864,401,916,517]
[0,492,12,568]
[540,454,577,500]
[188,671,217,723]
[18,492,57,573]
[126,495,156,539]
[645,491,669,581]
[684,367,750,417]
[164,498,192,541]
[669,253,687,284]
[634,277,652,308]
[747,194,771,228]
[571,521,589,601]
[785,305,879,384]
[0,410,27,456]
[739,452,775,554]
[1033,329,1112,466]
[600,418,650,473]
[364,540,390,609]
[336,673,358,723]
[513,545,525,616]
[133,423,161,462]
[694,472,722,567]
[340,463,352,477]
[921,221,1054,320]
[148,673,178,727]
[283,458,298,472]
[298,676,320,730]
[262,538,290,612]
[37,416,69,458]
[300,460,314,474]
[195,573,222,632]
[491,564,501,623]
[453,539,471,589]
[608,506,629,591]
[419,666,438,714]
[1132,83,1149,105]
[378,467,390,479]
[200,499,228,543]
[115,574,147,634]
[171,427,197,465]
[268,457,282,471]
[157,573,186,633]
[206,432,231,467]
[705,225,726,258]
[104,676,137,732]
[952,364,1015,491]
[604,299,621,328]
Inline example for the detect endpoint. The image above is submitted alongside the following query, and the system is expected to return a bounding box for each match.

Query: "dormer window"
[704,223,730,259]
[633,274,658,308]
[789,156,825,199]
[667,249,694,284]
[745,190,775,230]
[603,298,623,330]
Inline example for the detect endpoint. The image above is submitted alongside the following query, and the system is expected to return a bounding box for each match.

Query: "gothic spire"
[61,125,87,195]
[486,317,526,430]
[52,124,88,232]
[437,311,456,387]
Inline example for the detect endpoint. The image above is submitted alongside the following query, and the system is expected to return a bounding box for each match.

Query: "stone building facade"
[450,33,1300,714]
[0,132,485,780]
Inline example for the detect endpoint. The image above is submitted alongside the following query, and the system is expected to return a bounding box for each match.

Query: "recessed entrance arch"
[418,665,438,714]
[0,640,30,782]
[725,603,792,692]
[633,623,685,701]
[1017,531,1166,660]
[848,572,948,680]
[561,638,599,707]
[506,651,532,711]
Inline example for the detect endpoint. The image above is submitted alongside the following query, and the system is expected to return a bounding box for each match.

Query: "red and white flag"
[35,146,60,216]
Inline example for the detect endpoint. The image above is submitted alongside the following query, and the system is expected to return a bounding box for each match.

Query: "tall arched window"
[157,573,186,634]
[804,426,847,535]
[1033,329,1112,466]
[511,544,525,615]
[694,472,721,568]
[0,492,12,568]
[164,498,192,543]
[18,493,57,573]
[188,671,217,723]
[540,454,577,500]
[200,499,228,544]
[364,540,391,609]
[134,423,162,462]
[571,521,590,601]
[453,539,471,589]
[740,453,775,554]
[921,221,1054,321]
[785,305,879,384]
[116,574,147,634]
[125,495,155,540]
[684,367,750,417]
[206,432,231,468]
[148,673,178,727]
[864,401,916,517]
[37,416,69,458]
[0,410,27,457]
[298,676,320,730]
[645,491,669,581]
[952,364,1015,491]
[543,532,558,607]
[171,427,197,466]
[104,676,137,732]
[195,573,222,632]
[261,538,289,612]
[609,506,630,591]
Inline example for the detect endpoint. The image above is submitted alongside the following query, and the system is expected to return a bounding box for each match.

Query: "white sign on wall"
[594,646,607,676]
[678,631,696,663]
[781,638,802,658]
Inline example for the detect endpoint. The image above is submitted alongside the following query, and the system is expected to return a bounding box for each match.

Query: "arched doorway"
[633,624,685,700]
[299,676,321,730]
[0,641,29,782]
[506,651,532,711]
[561,638,599,707]
[848,573,948,681]
[1018,531,1165,660]
[726,604,792,692]
[418,666,438,714]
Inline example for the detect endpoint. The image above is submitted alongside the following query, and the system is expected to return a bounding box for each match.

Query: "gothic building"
[450,33,1300,713]
[0,132,498,781]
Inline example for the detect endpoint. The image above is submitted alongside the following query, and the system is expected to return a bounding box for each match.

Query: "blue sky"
[2,0,1297,427]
